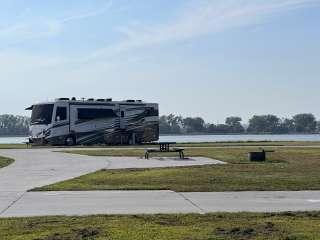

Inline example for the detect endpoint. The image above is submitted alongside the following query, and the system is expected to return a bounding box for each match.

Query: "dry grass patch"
[1,212,320,240]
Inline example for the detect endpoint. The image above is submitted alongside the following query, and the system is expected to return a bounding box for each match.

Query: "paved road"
[2,191,320,217]
[0,149,221,217]
[0,149,320,217]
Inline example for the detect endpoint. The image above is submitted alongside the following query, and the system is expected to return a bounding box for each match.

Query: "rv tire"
[65,135,76,146]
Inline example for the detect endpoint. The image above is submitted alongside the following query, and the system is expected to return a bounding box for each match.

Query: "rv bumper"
[29,137,48,145]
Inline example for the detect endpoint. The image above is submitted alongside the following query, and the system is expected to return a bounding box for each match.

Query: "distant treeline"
[0,115,30,136]
[160,113,320,134]
[0,113,320,137]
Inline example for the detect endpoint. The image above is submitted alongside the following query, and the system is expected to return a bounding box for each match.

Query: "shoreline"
[1,133,320,138]
[160,133,320,136]
[0,136,28,138]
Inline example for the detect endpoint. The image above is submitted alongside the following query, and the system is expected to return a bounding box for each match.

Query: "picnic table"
[144,142,185,159]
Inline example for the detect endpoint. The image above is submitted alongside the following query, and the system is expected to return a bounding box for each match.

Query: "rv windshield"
[31,104,54,125]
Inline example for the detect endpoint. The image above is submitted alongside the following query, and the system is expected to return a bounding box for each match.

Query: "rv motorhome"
[26,98,159,146]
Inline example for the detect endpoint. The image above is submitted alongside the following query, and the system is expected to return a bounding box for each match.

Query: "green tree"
[183,117,205,133]
[215,124,230,133]
[293,113,317,133]
[159,114,182,134]
[0,115,30,136]
[317,121,320,133]
[278,118,295,133]
[225,116,244,133]
[159,116,171,134]
[206,124,217,133]
[247,115,280,133]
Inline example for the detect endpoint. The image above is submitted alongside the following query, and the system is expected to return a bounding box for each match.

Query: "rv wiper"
[32,118,45,124]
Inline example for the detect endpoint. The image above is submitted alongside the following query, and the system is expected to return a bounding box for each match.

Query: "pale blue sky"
[0,0,319,123]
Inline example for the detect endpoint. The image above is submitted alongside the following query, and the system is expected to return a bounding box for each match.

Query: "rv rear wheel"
[65,136,76,146]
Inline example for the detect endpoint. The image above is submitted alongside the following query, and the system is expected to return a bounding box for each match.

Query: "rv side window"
[56,107,67,121]
[121,111,125,118]
[78,108,117,120]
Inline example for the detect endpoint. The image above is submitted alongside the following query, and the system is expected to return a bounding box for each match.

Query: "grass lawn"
[0,144,30,149]
[1,212,320,240]
[0,156,14,168]
[34,147,320,192]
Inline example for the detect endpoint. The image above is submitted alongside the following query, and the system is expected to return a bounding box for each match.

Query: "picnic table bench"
[144,142,185,159]
[23,141,32,148]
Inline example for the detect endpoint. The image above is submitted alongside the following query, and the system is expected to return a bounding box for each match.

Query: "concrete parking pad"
[182,191,320,213]
[0,148,222,216]
[1,191,200,217]
[2,191,320,217]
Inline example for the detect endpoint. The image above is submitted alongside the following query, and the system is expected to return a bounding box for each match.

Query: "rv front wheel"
[65,136,76,146]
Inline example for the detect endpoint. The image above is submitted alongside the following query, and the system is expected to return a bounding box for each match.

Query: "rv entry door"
[119,106,127,129]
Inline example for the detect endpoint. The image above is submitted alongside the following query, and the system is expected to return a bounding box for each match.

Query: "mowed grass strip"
[35,147,320,192]
[0,144,29,149]
[1,212,320,240]
[0,156,14,168]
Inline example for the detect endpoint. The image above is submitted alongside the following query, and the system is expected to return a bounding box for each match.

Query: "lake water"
[0,137,29,144]
[159,134,320,143]
[1,134,320,144]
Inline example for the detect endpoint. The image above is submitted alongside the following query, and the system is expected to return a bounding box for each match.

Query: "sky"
[0,0,319,123]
